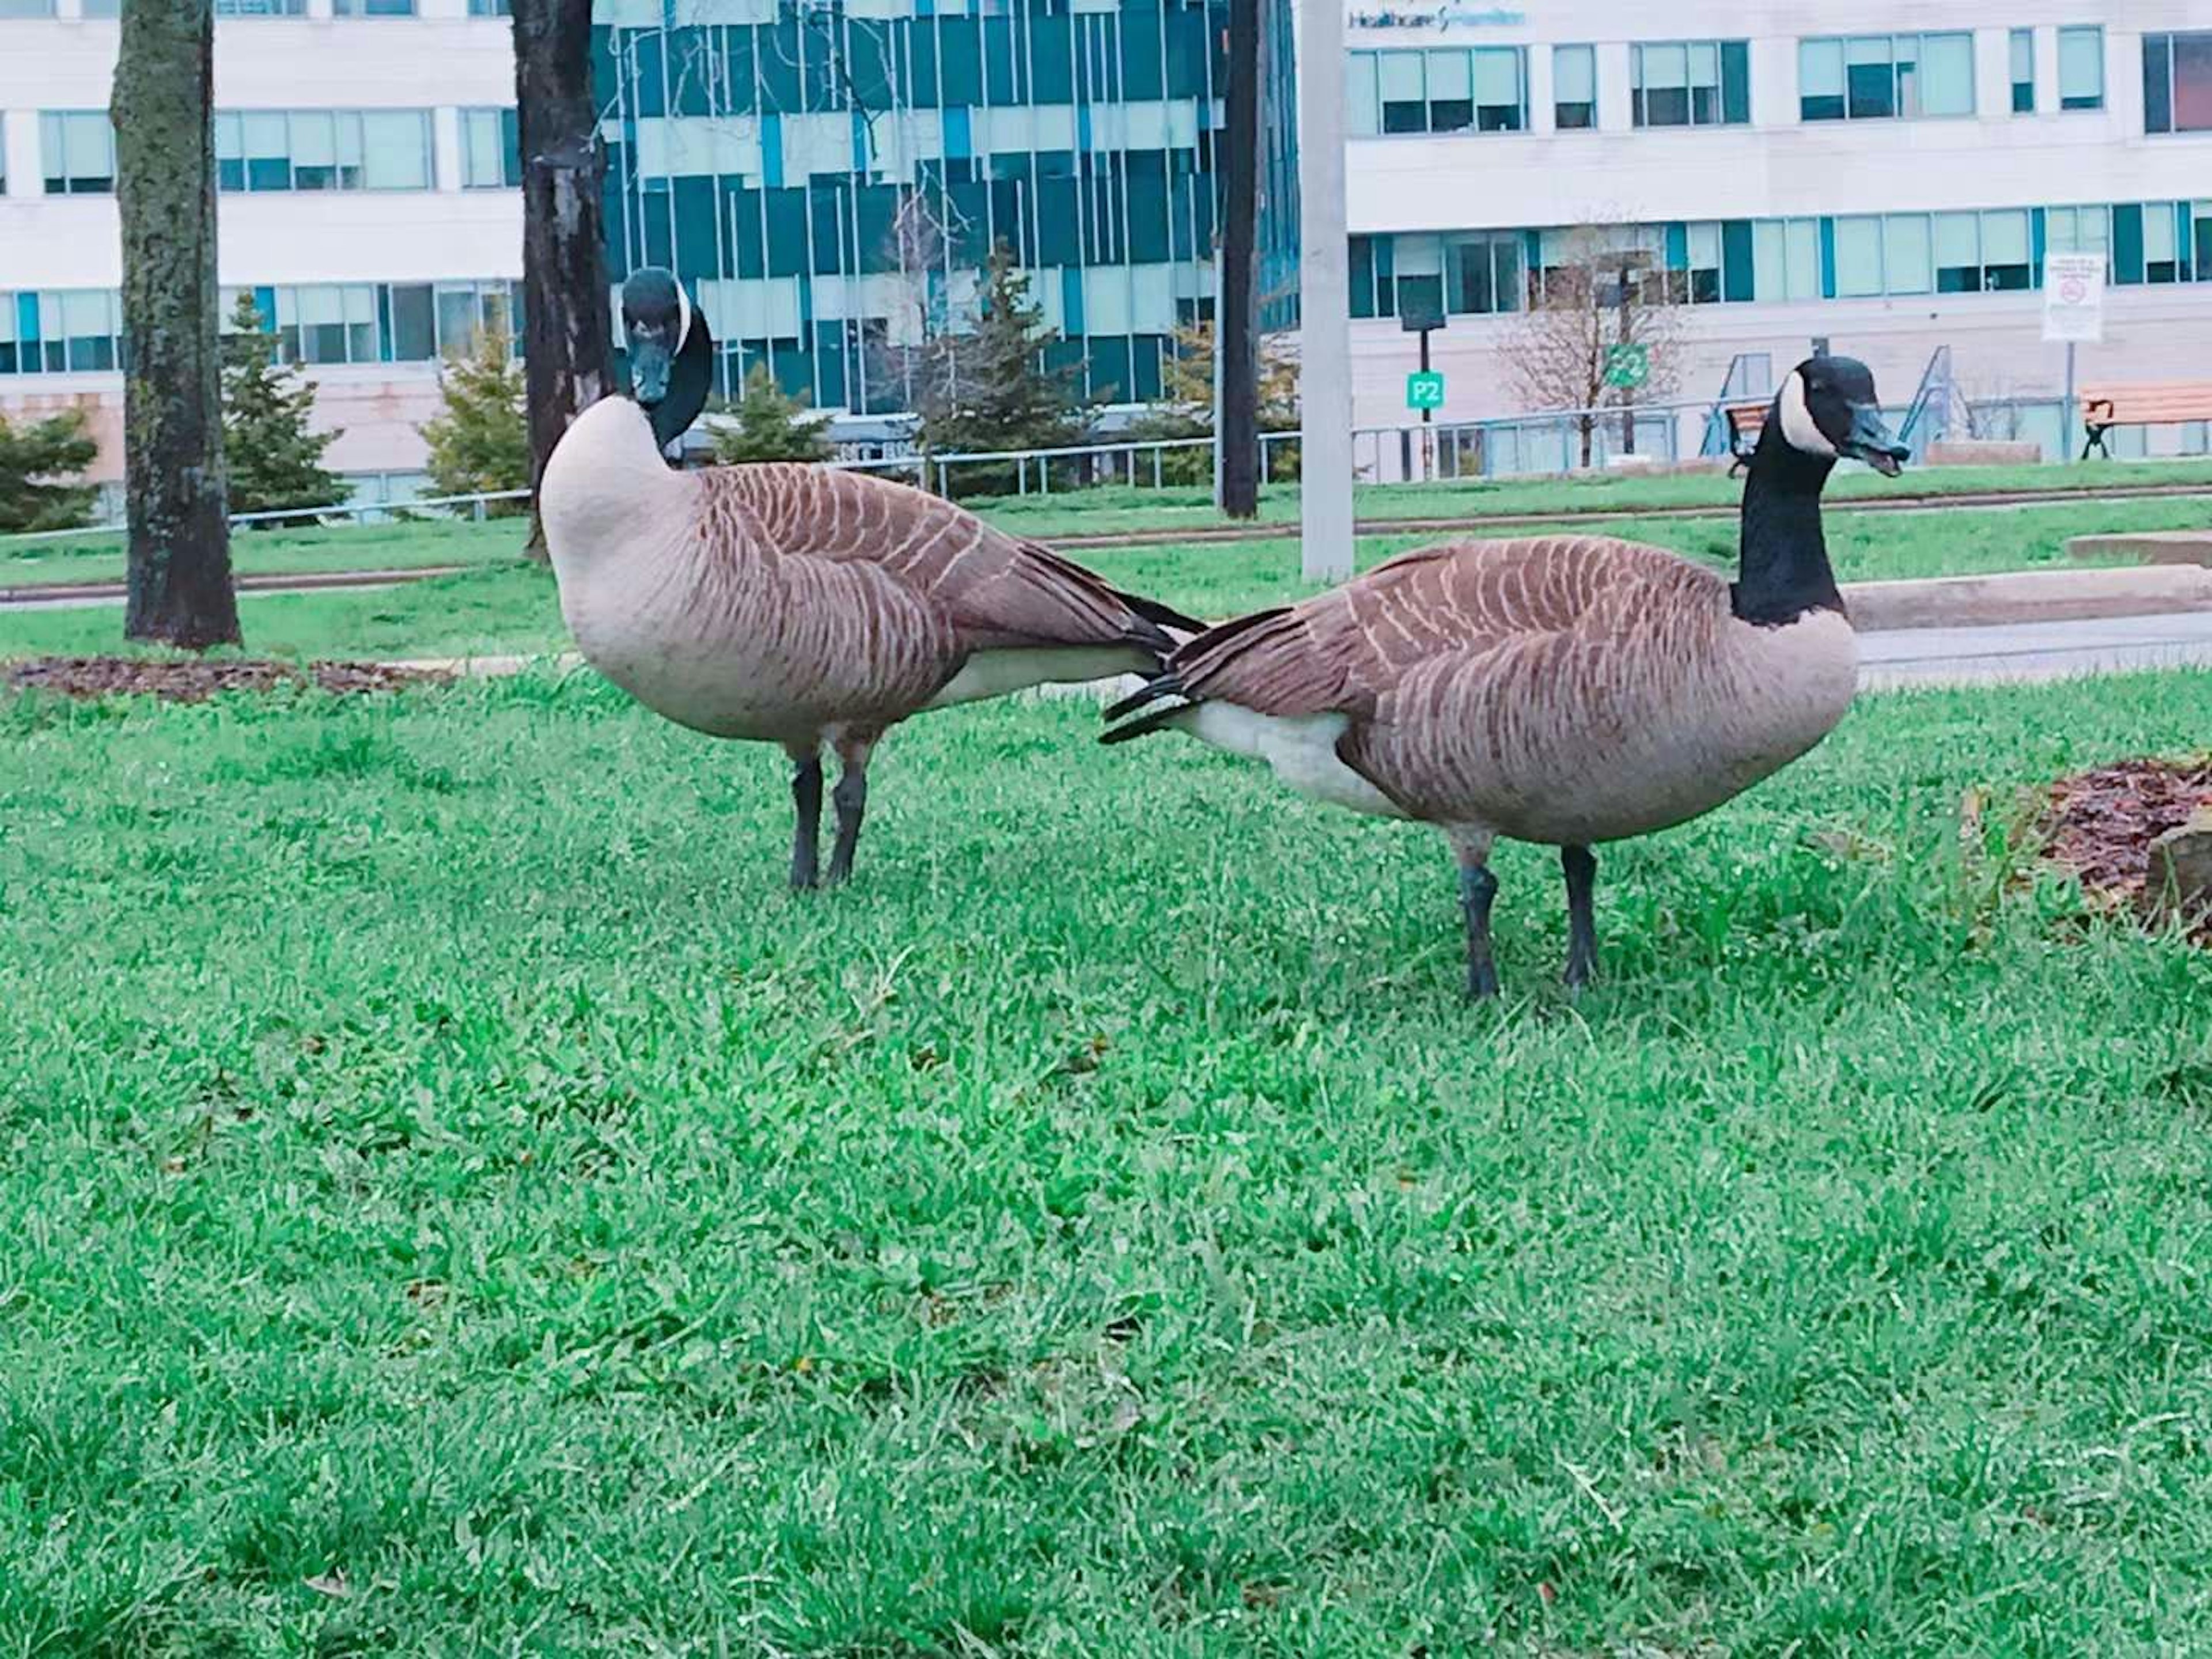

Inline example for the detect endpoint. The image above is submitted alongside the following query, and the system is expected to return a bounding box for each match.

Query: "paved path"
[1856,611,2212,688]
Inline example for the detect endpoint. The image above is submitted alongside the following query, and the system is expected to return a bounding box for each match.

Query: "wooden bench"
[1722,399,1768,474]
[2081,382,2212,460]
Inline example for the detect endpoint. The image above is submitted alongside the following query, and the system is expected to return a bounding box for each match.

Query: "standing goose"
[1102,356,1908,998]
[541,268,1201,888]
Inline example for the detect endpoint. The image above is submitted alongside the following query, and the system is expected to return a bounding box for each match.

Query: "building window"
[2010,29,2035,113]
[1800,33,1975,121]
[2143,33,2212,133]
[217,279,520,366]
[1631,40,1749,128]
[461,108,521,188]
[0,290,122,374]
[0,1,58,15]
[1552,44,1596,130]
[1932,209,2034,292]
[467,0,511,13]
[1752,219,1824,301]
[215,110,434,192]
[1352,47,1525,135]
[216,0,306,14]
[1444,230,1524,313]
[2059,27,2105,111]
[331,0,416,13]
[39,112,116,195]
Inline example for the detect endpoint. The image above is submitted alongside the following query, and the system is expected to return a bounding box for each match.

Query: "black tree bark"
[514,0,613,559]
[114,0,237,649]
[1214,0,1262,520]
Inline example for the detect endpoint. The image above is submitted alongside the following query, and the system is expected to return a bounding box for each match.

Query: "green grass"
[0,517,523,592]
[4,668,2211,1652]
[4,494,2200,666]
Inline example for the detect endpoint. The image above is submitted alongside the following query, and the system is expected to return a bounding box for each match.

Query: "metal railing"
[0,487,533,550]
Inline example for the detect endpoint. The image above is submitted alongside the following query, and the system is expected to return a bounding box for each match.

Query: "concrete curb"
[1843,566,2212,632]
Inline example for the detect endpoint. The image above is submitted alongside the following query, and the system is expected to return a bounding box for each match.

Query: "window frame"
[1800,32,1976,123]
[2057,25,2105,112]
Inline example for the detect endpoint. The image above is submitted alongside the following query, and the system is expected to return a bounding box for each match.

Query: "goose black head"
[622,267,715,452]
[1771,355,1908,477]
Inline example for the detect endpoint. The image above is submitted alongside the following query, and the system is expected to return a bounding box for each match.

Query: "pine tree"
[709,362,835,464]
[1126,318,1302,484]
[918,239,1085,496]
[0,408,98,535]
[221,294,349,519]
[419,326,531,513]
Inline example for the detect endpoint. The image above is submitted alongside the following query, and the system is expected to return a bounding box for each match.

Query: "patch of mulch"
[4,656,451,703]
[2041,757,2212,941]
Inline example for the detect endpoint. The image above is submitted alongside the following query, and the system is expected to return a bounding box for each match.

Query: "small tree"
[1499,225,1684,469]
[917,239,1085,496]
[709,362,835,464]
[221,294,348,520]
[419,327,531,513]
[0,409,99,535]
[1127,318,1300,484]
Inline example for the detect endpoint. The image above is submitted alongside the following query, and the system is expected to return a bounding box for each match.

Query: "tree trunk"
[514,0,612,560]
[1214,0,1262,519]
[114,0,236,650]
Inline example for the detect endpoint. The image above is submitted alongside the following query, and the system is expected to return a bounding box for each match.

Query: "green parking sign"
[1406,370,1445,411]
[1603,343,1650,390]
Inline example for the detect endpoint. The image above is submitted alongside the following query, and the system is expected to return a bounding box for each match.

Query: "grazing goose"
[541,268,1202,889]
[1103,356,1908,998]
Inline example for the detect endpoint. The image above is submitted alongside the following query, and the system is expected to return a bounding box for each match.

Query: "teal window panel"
[1131,334,1164,400]
[943,105,972,160]
[988,179,1026,261]
[673,176,722,278]
[1031,12,1075,104]
[1721,41,1751,124]
[1375,234,1397,316]
[643,205,674,272]
[1043,338,1084,385]
[726,183,765,279]
[2031,207,2047,274]
[1819,217,1837,297]
[852,111,870,172]
[668,27,714,117]
[940,19,983,104]
[949,181,991,262]
[855,185,899,275]
[771,343,810,399]
[1167,174,1196,259]
[1039,176,1082,265]
[719,26,756,115]
[906,19,940,108]
[758,20,801,113]
[815,321,846,409]
[1060,266,1085,335]
[1350,234,1376,317]
[589,26,619,114]
[762,113,784,187]
[802,29,839,113]
[628,33,666,118]
[16,294,38,346]
[1120,7,1165,101]
[809,183,847,275]
[849,19,895,109]
[1126,149,1171,264]
[389,282,434,359]
[1166,6,1210,99]
[1664,221,1689,270]
[765,188,810,278]
[1722,220,1755,300]
[984,17,1018,104]
[1088,335,1131,401]
[2113,203,2145,283]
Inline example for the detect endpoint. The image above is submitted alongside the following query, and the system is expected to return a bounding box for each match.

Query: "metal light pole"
[1297,0,1353,581]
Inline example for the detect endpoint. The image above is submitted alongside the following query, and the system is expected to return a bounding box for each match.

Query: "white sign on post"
[2043,253,2107,344]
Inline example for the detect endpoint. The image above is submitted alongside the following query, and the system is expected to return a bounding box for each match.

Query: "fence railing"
[0,487,535,550]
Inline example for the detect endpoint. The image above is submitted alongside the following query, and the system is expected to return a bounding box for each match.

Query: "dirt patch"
[2042,757,2212,940]
[3,656,450,703]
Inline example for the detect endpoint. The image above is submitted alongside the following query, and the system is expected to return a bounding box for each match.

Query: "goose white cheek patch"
[1778,374,1837,457]
[675,282,694,351]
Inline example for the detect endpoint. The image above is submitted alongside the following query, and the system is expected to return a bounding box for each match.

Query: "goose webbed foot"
[823,733,876,887]
[1457,860,1501,1001]
[788,748,823,891]
[1562,844,1598,994]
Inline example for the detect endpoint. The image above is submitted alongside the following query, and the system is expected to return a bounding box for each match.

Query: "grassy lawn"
[4,667,2211,1652]
[3,494,2203,665]
[0,518,524,592]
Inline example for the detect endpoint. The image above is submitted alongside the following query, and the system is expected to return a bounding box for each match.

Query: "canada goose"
[541,268,1202,889]
[1102,357,1908,998]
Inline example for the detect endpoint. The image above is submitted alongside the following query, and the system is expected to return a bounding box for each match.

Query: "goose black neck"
[1731,428,1843,627]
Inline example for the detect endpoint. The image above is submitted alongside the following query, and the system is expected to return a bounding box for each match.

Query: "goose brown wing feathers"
[695,463,1196,653]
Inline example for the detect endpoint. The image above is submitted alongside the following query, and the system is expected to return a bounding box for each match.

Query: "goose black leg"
[787,743,823,891]
[824,732,877,887]
[1561,844,1599,993]
[1452,834,1501,1000]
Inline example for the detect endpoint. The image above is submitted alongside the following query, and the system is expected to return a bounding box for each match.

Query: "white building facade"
[1342,0,2212,462]
[5,0,2212,493]
[0,0,521,505]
